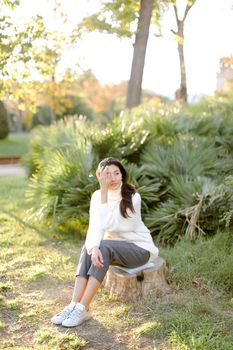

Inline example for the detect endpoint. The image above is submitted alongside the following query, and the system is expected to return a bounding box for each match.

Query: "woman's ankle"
[69,301,76,308]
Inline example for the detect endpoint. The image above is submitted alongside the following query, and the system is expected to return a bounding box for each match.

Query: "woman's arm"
[85,166,111,254]
[96,165,110,204]
[85,192,104,254]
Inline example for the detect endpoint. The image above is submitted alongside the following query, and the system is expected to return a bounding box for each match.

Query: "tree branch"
[173,3,179,24]
[183,3,194,22]
[170,29,177,35]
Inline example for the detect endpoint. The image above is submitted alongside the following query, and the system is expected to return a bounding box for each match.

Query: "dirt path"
[0,164,26,176]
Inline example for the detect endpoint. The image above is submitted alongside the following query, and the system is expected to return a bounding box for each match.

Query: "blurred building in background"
[216,56,233,91]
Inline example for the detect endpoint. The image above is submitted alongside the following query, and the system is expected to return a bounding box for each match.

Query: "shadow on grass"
[53,318,130,350]
[0,208,51,240]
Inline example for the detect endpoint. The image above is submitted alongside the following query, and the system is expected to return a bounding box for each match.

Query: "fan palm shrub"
[140,136,233,244]
[122,161,162,213]
[145,176,233,245]
[24,113,153,236]
[214,117,233,162]
[183,93,233,120]
[175,113,219,137]
[143,107,180,147]
[90,111,150,164]
[26,110,151,177]
[141,137,217,183]
[24,94,233,243]
[25,138,97,237]
[24,116,90,175]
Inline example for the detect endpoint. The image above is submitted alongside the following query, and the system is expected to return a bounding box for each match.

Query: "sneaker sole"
[62,314,91,327]
[51,318,65,325]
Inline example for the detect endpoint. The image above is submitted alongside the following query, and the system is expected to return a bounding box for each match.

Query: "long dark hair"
[98,157,136,218]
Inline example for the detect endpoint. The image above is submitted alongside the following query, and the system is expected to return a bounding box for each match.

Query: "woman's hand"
[91,247,104,268]
[96,166,111,191]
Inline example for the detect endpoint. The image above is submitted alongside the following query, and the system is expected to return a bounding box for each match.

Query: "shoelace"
[66,306,84,320]
[58,307,73,317]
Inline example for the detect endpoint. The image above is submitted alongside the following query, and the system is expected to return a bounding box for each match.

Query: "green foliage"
[183,93,233,120]
[145,176,233,244]
[24,113,153,235]
[58,95,94,120]
[79,0,141,38]
[123,161,161,213]
[25,119,96,236]
[0,101,9,139]
[24,93,233,244]
[78,0,168,38]
[0,1,82,121]
[90,111,150,163]
[0,5,45,82]
[31,106,53,128]
[142,138,217,181]
[24,116,90,175]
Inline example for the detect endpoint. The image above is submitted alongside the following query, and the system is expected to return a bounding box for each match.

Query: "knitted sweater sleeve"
[85,191,104,255]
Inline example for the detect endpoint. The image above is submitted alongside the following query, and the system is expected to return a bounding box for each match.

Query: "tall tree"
[171,0,196,104]
[0,0,19,135]
[126,0,153,108]
[0,0,46,130]
[79,0,166,109]
[1,0,82,126]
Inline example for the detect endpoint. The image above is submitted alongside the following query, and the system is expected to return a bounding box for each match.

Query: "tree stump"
[103,257,169,302]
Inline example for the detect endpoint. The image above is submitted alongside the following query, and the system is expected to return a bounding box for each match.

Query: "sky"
[11,0,233,100]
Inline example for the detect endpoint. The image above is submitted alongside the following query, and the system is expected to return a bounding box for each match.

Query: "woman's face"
[105,164,122,190]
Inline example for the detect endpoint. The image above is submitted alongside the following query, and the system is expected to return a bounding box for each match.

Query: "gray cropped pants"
[75,240,150,283]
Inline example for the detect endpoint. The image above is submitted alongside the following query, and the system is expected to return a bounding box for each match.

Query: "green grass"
[35,328,87,349]
[0,176,232,350]
[160,232,233,295]
[0,132,30,156]
[133,293,233,349]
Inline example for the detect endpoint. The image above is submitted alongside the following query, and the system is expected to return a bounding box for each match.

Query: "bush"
[25,137,96,237]
[24,115,156,235]
[90,111,150,163]
[31,106,53,129]
[24,116,90,175]
[24,95,233,243]
[0,101,9,139]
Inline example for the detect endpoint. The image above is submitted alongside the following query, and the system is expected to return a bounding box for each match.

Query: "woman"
[51,157,158,327]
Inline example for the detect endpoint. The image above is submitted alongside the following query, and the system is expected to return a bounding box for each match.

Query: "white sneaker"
[51,305,75,325]
[62,303,91,327]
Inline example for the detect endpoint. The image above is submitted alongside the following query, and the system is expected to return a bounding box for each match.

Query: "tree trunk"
[49,106,56,123]
[103,257,171,301]
[126,0,153,109]
[177,22,187,103]
[172,3,194,104]
[49,72,57,123]
[17,110,23,133]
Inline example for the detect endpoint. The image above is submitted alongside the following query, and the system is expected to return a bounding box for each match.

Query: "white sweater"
[85,187,159,261]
